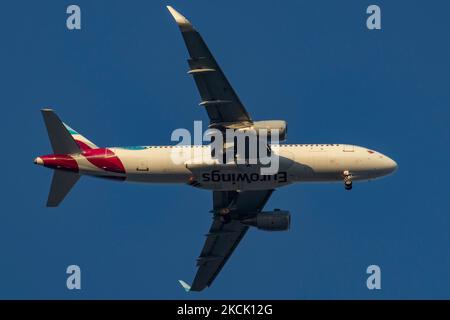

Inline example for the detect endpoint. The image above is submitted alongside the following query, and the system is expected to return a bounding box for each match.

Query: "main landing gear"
[343,170,353,190]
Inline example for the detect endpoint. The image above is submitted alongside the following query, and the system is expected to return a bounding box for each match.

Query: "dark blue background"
[1,0,449,299]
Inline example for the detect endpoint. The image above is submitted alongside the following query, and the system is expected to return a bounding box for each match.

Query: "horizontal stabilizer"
[47,170,80,207]
[41,109,81,154]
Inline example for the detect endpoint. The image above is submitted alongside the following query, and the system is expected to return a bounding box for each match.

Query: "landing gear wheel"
[343,170,353,191]
[344,179,353,190]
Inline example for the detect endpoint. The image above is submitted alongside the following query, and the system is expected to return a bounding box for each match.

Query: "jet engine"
[241,211,291,231]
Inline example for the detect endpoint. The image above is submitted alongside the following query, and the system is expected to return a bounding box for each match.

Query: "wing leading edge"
[189,190,274,291]
[167,6,252,127]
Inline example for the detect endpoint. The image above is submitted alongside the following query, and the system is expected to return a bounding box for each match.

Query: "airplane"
[34,6,397,292]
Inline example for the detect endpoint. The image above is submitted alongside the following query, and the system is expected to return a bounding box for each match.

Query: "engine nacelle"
[251,120,287,142]
[241,211,291,231]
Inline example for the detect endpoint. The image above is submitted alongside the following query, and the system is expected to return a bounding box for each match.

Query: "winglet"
[166,6,194,31]
[178,280,191,292]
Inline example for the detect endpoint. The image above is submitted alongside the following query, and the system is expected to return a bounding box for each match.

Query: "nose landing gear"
[343,170,353,190]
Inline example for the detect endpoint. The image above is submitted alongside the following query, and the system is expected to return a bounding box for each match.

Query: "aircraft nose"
[34,157,43,165]
[383,156,398,174]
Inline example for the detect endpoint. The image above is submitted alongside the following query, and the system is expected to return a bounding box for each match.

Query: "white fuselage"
[74,144,397,191]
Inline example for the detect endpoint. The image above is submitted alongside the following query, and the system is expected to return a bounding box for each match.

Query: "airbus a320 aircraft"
[34,6,397,292]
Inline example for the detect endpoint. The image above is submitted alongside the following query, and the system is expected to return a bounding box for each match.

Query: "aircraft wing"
[167,6,252,128]
[189,189,273,291]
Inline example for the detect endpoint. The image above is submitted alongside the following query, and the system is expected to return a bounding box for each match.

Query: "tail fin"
[47,170,80,207]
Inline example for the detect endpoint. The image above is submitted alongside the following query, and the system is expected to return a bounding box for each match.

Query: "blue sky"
[1,0,450,299]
